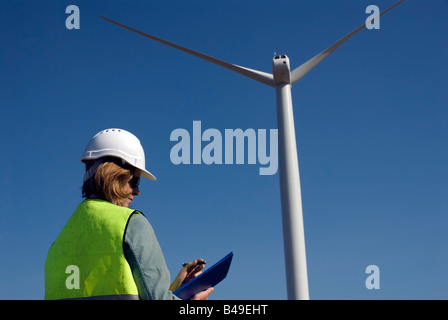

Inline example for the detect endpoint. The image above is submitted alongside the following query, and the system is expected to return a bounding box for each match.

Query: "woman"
[45,128,213,300]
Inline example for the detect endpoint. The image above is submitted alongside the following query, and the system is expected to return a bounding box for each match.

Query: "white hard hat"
[80,128,156,181]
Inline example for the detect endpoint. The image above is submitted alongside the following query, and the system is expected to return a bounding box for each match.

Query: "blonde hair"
[82,158,133,205]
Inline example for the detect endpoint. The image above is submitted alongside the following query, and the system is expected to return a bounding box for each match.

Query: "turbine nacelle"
[272,55,291,85]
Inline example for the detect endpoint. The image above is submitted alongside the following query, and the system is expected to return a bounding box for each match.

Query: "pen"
[182,260,207,267]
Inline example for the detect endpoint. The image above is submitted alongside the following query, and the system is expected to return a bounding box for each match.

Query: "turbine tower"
[100,0,404,300]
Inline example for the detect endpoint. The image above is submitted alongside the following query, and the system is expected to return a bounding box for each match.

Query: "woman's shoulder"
[125,212,157,243]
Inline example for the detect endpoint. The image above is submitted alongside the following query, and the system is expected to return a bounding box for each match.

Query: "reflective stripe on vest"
[45,199,140,300]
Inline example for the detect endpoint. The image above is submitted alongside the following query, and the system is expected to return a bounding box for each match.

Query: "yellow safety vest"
[45,199,140,300]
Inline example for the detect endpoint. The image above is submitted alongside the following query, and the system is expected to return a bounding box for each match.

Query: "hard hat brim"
[138,168,157,181]
[81,155,157,181]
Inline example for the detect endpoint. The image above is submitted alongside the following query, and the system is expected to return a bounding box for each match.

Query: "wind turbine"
[100,0,404,300]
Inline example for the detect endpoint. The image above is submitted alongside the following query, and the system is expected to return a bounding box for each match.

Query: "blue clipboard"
[173,251,233,300]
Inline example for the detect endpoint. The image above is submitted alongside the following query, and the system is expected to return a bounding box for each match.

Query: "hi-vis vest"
[45,199,140,300]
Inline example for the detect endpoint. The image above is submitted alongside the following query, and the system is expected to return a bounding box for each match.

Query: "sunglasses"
[129,176,140,189]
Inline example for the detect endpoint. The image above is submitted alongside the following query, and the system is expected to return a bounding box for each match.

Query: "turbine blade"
[99,16,275,87]
[290,0,405,84]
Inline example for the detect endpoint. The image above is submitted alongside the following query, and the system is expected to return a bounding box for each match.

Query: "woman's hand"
[170,259,206,291]
[190,287,214,300]
[170,258,214,300]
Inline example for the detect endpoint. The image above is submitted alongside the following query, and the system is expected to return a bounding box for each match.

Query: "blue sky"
[1,0,447,299]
